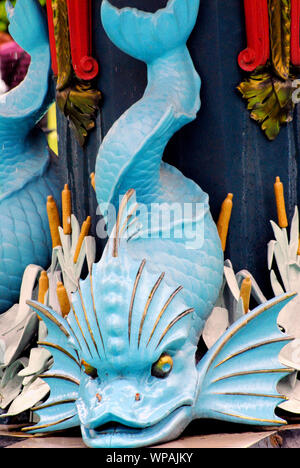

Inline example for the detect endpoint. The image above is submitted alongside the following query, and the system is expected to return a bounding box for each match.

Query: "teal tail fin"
[22,301,80,434]
[6,0,48,54]
[101,0,200,64]
[0,0,52,121]
[195,293,296,426]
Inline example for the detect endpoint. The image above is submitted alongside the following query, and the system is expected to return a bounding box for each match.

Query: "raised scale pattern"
[0,0,61,313]
[26,0,295,448]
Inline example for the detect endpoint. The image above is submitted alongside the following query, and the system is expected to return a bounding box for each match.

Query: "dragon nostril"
[96,393,102,403]
[135,393,141,401]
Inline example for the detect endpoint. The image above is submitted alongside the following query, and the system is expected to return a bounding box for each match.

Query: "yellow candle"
[90,172,95,191]
[274,176,288,228]
[38,271,49,304]
[217,193,233,252]
[240,276,252,314]
[73,216,92,263]
[47,195,61,248]
[62,184,72,235]
[298,237,300,256]
[82,359,97,379]
[56,281,70,318]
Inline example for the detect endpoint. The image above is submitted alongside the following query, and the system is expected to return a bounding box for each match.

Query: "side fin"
[23,301,81,433]
[101,0,200,64]
[195,293,296,426]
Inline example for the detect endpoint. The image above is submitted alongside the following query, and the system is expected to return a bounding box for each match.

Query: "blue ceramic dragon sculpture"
[26,0,295,448]
[0,0,61,313]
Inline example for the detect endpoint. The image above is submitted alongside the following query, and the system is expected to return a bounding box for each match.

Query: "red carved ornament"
[238,0,270,72]
[46,0,99,81]
[291,0,300,66]
[239,0,300,71]
[46,0,58,76]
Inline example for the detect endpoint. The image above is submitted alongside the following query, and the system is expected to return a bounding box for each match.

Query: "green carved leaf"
[268,0,291,80]
[237,67,295,140]
[57,82,101,147]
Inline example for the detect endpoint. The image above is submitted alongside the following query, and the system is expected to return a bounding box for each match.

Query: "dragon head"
[26,192,201,447]
[73,251,197,448]
[25,189,296,447]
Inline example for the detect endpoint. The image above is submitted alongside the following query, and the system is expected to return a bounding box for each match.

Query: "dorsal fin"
[102,189,142,259]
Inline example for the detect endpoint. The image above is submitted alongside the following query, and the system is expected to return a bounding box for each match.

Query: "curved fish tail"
[101,0,200,64]
[195,293,296,426]
[96,0,202,213]
[6,0,48,54]
[0,0,52,122]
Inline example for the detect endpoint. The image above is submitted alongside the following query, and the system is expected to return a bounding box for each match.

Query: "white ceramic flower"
[268,207,300,338]
[202,259,266,349]
[51,214,96,297]
[0,265,42,368]
[0,213,97,421]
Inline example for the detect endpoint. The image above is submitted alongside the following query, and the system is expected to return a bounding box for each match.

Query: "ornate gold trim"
[269,0,291,80]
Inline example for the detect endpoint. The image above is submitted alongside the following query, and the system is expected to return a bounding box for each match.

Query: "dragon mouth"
[80,405,192,448]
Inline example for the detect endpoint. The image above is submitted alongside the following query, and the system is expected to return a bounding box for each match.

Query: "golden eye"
[81,360,98,379]
[151,353,173,379]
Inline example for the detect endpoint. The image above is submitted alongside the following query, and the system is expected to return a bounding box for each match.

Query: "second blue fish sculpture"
[26,0,295,448]
[0,0,61,313]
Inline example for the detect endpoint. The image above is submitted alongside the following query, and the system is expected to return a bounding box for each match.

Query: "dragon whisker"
[147,286,183,347]
[119,203,139,238]
[138,272,165,348]
[66,318,83,353]
[156,308,194,349]
[128,259,146,343]
[78,285,101,358]
[71,304,93,358]
[37,341,81,367]
[90,271,106,356]
[113,189,136,257]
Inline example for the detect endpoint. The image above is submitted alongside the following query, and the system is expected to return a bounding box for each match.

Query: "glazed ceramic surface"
[0,0,61,313]
[26,0,294,448]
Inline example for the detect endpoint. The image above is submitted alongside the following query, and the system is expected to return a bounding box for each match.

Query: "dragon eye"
[151,353,173,379]
[81,360,98,379]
